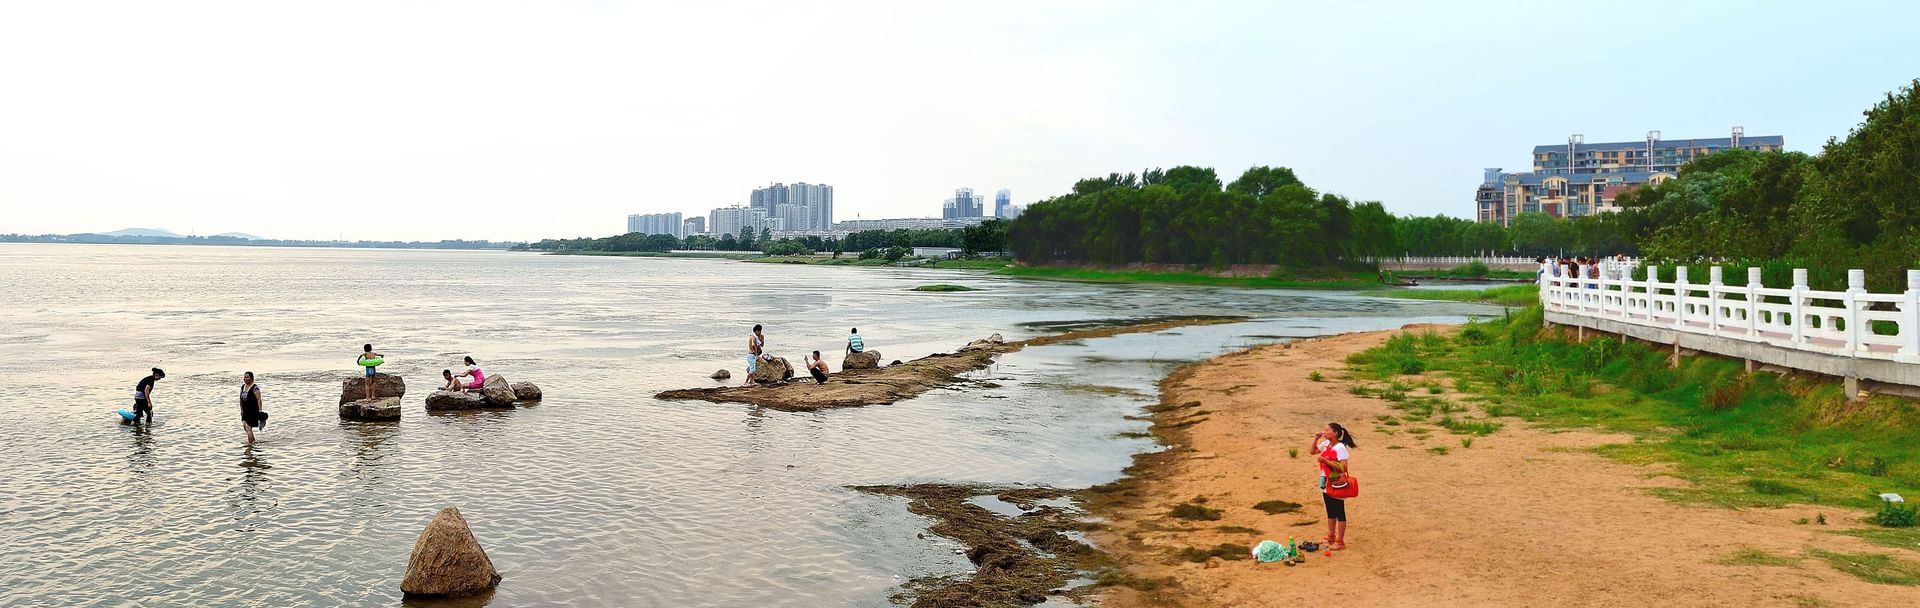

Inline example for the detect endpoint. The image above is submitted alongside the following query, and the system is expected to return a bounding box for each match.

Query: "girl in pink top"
[456,356,486,390]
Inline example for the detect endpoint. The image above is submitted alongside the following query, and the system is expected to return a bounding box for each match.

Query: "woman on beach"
[1315,422,1356,551]
[239,372,267,445]
[131,367,164,423]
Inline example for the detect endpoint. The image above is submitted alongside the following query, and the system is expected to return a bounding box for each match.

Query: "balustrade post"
[1846,269,1865,354]
[1905,270,1920,357]
[1708,267,1724,334]
[1746,268,1762,338]
[1675,267,1690,330]
[1791,269,1808,345]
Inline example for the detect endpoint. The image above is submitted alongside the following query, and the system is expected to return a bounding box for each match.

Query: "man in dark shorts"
[132,368,165,423]
[806,350,830,384]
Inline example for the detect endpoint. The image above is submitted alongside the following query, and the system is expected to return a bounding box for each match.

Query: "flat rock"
[479,374,515,407]
[843,350,883,370]
[340,396,402,421]
[511,381,542,402]
[340,373,406,405]
[401,507,501,598]
[424,390,486,411]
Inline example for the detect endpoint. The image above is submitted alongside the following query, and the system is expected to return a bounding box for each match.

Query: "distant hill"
[103,227,183,237]
[213,232,263,240]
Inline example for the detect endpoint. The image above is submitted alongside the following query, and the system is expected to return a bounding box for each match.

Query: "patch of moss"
[1168,503,1223,521]
[1251,500,1303,515]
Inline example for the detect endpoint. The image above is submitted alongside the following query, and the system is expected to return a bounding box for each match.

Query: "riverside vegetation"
[1344,305,1920,582]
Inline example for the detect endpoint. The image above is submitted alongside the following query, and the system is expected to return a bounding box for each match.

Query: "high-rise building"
[994,189,1011,218]
[942,187,985,219]
[708,205,771,240]
[1474,128,1784,225]
[683,216,706,235]
[626,212,684,237]
[754,182,833,230]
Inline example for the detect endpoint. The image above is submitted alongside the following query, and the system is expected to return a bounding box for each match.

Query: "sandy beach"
[1092,326,1912,607]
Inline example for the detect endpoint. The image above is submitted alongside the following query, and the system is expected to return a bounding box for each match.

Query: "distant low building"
[1475,127,1783,225]
[912,246,962,259]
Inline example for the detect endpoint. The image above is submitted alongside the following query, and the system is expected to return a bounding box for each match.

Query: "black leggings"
[132,400,152,422]
[1323,492,1347,522]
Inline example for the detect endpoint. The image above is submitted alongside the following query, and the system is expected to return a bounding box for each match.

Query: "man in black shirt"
[132,368,165,423]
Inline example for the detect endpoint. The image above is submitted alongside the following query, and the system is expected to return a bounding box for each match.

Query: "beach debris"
[401,507,501,598]
[710,369,731,380]
[510,381,542,402]
[339,397,402,421]
[843,350,883,370]
[338,373,405,405]
[424,390,486,411]
[1882,493,1906,503]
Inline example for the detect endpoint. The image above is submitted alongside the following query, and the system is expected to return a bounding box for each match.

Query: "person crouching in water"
[132,367,165,423]
[240,372,268,445]
[806,350,831,384]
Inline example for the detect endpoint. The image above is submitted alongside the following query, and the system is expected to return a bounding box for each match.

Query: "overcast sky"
[2,1,1916,241]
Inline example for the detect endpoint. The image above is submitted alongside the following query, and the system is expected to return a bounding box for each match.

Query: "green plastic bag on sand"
[1253,540,1288,563]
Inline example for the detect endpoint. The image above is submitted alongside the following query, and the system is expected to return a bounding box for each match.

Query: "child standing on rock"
[358,344,383,400]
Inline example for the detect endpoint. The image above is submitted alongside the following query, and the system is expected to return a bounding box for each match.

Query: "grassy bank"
[1347,306,1919,551]
[1369,284,1539,307]
[992,266,1385,290]
[749,255,1014,270]
[545,250,763,259]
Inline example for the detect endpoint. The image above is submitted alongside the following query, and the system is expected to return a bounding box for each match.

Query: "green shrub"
[1876,502,1918,528]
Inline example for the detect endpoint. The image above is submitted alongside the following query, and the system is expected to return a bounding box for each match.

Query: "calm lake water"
[0,244,1495,607]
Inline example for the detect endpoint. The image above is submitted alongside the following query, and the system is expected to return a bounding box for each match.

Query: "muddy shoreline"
[654,318,1240,411]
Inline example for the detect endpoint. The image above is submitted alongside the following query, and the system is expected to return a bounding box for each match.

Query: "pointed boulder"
[401,507,501,598]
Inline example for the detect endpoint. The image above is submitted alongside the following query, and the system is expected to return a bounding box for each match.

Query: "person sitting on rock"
[455,356,485,391]
[846,327,865,355]
[441,369,462,392]
[806,350,831,384]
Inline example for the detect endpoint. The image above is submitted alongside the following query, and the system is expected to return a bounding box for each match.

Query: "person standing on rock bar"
[240,372,267,445]
[846,327,864,355]
[744,324,767,385]
[1315,422,1356,552]
[806,350,830,384]
[358,344,383,400]
[131,367,164,423]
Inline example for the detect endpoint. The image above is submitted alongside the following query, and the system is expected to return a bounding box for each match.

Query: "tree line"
[523,220,1011,257]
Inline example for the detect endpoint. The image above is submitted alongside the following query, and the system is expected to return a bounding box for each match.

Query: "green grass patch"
[1715,548,1802,567]
[1168,503,1223,521]
[1368,284,1541,307]
[1428,446,1451,455]
[1216,525,1263,535]
[994,266,1385,290]
[1835,526,1920,552]
[1251,500,1303,514]
[1176,543,1252,563]
[910,283,978,292]
[1808,549,1920,585]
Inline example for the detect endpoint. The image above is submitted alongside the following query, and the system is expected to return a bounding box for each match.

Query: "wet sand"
[1091,326,1913,607]
[655,318,1239,411]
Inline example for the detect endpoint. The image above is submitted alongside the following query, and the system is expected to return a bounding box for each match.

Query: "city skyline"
[4,2,1917,241]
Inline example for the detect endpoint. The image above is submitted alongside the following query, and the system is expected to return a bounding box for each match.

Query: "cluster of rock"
[337,373,544,419]
[424,374,543,412]
[958,333,1006,352]
[339,374,406,421]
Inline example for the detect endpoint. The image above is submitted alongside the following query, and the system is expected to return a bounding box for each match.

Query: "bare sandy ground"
[1093,326,1913,608]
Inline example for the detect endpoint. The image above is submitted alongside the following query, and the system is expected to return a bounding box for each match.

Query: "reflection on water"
[0,244,1493,606]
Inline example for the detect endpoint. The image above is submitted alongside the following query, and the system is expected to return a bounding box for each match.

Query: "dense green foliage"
[1613,79,1920,288]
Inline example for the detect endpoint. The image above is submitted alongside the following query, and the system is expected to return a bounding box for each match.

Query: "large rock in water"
[710,369,731,380]
[340,397,402,421]
[424,390,486,411]
[479,374,516,407]
[340,373,406,405]
[843,350,883,370]
[401,507,501,598]
[747,357,791,384]
[511,382,542,402]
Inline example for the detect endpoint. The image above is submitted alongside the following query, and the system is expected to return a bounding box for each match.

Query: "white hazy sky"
[3,1,1917,242]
